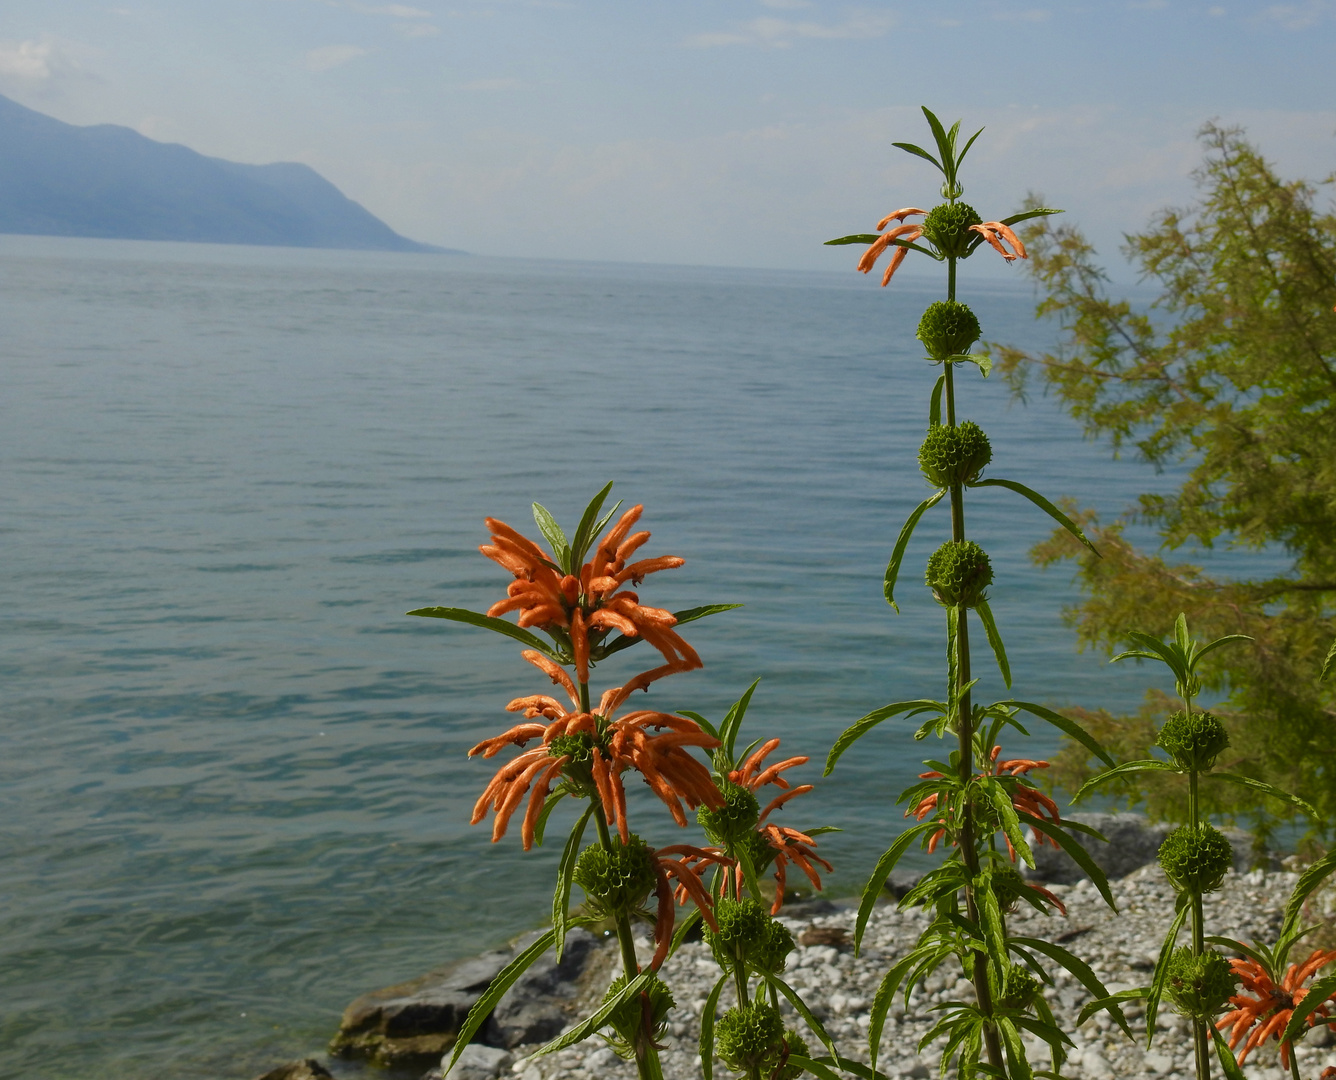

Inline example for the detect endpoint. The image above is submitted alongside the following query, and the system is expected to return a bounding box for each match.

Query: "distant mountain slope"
[0,94,451,253]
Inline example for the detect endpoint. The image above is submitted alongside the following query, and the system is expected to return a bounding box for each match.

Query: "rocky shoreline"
[256,816,1336,1080]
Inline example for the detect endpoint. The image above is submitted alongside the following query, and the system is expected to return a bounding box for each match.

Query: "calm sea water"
[0,236,1244,1079]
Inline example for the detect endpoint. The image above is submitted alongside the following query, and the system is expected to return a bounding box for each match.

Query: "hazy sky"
[2,1,1333,277]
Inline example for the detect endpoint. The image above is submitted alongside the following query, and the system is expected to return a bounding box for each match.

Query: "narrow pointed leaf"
[1012,937,1133,1039]
[1283,847,1336,935]
[786,1057,845,1080]
[532,790,567,848]
[1322,635,1336,682]
[968,478,1098,554]
[532,969,654,1057]
[567,481,615,568]
[553,803,595,960]
[720,678,762,762]
[406,607,566,662]
[983,781,1032,866]
[891,140,944,174]
[999,208,1063,227]
[811,1057,893,1080]
[760,973,844,1067]
[444,930,557,1075]
[826,700,944,774]
[976,600,1011,689]
[531,502,570,573]
[855,823,934,952]
[699,973,728,1080]
[1281,972,1336,1043]
[1016,811,1117,910]
[956,126,984,171]
[919,108,953,172]
[1076,987,1146,1028]
[1209,1022,1248,1080]
[998,700,1116,768]
[885,487,947,610]
[677,710,718,740]
[668,907,702,960]
[825,233,884,246]
[870,955,918,1076]
[1144,902,1190,1045]
[1075,759,1178,802]
[929,374,945,426]
[889,237,943,259]
[1210,772,1317,817]
[1192,633,1253,667]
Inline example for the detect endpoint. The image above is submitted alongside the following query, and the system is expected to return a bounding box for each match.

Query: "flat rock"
[421,1043,514,1080]
[253,1060,335,1080]
[330,947,511,1065]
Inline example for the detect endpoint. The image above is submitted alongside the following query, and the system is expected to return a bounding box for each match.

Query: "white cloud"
[0,38,79,81]
[684,11,895,48]
[304,44,368,71]
[1263,0,1330,28]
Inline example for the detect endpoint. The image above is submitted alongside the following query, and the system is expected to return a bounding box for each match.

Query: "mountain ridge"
[0,94,455,254]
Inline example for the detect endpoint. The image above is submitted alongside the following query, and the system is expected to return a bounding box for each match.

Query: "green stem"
[1288,1041,1303,1080]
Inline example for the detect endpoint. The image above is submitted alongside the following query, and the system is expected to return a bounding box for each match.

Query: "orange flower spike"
[469,723,548,758]
[968,221,1027,262]
[734,739,782,786]
[520,649,579,704]
[520,758,567,850]
[615,530,652,564]
[489,755,556,841]
[759,784,814,821]
[570,607,590,685]
[876,207,929,230]
[750,755,808,791]
[857,223,924,275]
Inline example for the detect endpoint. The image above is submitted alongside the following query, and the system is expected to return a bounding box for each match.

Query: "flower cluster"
[1218,949,1336,1067]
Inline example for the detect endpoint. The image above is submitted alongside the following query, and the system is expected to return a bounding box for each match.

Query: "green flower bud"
[1158,825,1233,895]
[698,780,761,847]
[1166,947,1239,1020]
[916,300,982,361]
[601,973,675,1058]
[573,834,656,919]
[925,540,993,608]
[705,896,795,975]
[920,202,984,260]
[998,964,1040,1011]
[918,421,992,488]
[1156,711,1230,773]
[715,1001,786,1074]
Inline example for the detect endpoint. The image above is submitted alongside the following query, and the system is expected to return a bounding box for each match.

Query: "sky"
[1,0,1334,278]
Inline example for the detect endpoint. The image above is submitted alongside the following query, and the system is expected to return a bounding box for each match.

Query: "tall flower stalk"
[825,108,1127,1080]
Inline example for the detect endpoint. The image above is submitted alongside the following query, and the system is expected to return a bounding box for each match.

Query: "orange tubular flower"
[909,746,1062,862]
[468,651,723,849]
[480,506,701,685]
[1217,949,1336,1067]
[968,221,1026,261]
[649,845,730,969]
[857,207,928,286]
[731,739,833,914]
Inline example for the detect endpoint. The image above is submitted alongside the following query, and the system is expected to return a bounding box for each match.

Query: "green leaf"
[1192,633,1253,668]
[1015,811,1117,911]
[1012,937,1133,1039]
[719,677,762,763]
[1209,1021,1247,1080]
[567,481,616,570]
[919,108,954,178]
[668,907,702,960]
[811,1056,893,1080]
[786,1056,846,1080]
[855,823,935,952]
[826,700,945,775]
[1144,901,1190,1046]
[1076,987,1146,1028]
[824,233,884,246]
[977,872,1010,972]
[406,606,566,662]
[982,779,1032,867]
[998,208,1063,227]
[677,710,719,740]
[942,352,993,378]
[699,973,728,1080]
[532,969,654,1057]
[1075,759,1179,801]
[553,803,595,960]
[891,140,943,175]
[1210,771,1317,817]
[884,489,947,612]
[976,600,1011,689]
[1283,847,1336,937]
[443,930,557,1075]
[929,374,945,426]
[968,478,1099,555]
[531,502,570,573]
[532,790,567,848]
[997,700,1117,769]
[1322,635,1336,682]
[955,126,985,174]
[760,972,844,1068]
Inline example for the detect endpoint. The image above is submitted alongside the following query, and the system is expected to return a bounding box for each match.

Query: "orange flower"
[468,651,723,848]
[649,844,730,969]
[909,746,1062,861]
[968,221,1026,261]
[856,207,928,286]
[1217,949,1336,1067]
[481,506,700,684]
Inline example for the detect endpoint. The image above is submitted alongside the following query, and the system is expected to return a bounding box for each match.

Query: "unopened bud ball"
[1157,711,1230,773]
[921,202,984,259]
[1158,825,1233,895]
[918,421,991,487]
[1166,947,1238,1019]
[917,301,982,361]
[926,540,992,608]
[573,834,656,918]
[715,1002,786,1073]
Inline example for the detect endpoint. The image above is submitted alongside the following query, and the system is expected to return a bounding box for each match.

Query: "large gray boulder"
[330,948,511,1065]
[1023,812,1256,884]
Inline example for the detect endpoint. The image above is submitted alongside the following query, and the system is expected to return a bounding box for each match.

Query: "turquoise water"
[0,236,1228,1078]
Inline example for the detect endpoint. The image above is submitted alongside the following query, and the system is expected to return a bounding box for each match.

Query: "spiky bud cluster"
[918,421,992,488]
[1166,947,1238,1019]
[1159,825,1233,895]
[1156,711,1230,773]
[926,540,993,608]
[715,1002,786,1074]
[705,896,795,975]
[602,974,674,1058]
[697,780,761,847]
[921,202,983,259]
[916,300,982,361]
[573,835,655,918]
[998,964,1040,1011]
